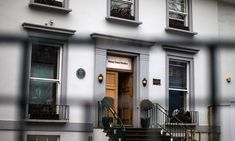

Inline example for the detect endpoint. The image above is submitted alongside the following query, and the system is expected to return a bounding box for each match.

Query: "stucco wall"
[0,0,224,141]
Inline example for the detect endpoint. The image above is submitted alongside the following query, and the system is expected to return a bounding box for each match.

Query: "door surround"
[106,54,134,126]
[92,33,154,127]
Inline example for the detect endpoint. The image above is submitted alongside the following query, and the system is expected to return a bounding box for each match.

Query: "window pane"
[169,90,186,114]
[29,80,57,104]
[31,45,59,79]
[27,136,59,141]
[169,61,187,89]
[169,12,185,20]
[47,136,58,141]
[34,0,63,7]
[169,0,185,12]
[38,136,47,141]
[111,0,135,20]
[27,135,37,141]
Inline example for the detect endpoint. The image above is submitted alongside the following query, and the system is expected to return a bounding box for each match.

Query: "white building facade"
[0,0,234,141]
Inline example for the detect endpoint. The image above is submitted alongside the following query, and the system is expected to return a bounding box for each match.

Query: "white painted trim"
[165,49,195,111]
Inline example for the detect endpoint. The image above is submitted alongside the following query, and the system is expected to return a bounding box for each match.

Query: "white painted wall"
[218,2,235,40]
[215,2,235,140]
[0,131,20,141]
[194,47,211,125]
[149,45,166,106]
[0,0,230,141]
[0,44,22,121]
[67,43,94,123]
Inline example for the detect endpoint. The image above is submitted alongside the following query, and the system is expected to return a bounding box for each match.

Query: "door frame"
[106,53,137,127]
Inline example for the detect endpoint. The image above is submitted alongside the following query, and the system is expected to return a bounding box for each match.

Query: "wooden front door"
[106,71,133,126]
[106,71,118,113]
[119,73,133,125]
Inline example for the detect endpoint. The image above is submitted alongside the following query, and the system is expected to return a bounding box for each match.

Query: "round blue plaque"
[76,68,86,79]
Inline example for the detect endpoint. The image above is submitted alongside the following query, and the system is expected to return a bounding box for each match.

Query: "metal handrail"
[98,101,126,141]
[149,103,198,141]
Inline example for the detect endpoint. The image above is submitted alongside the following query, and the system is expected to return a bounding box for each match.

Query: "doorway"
[106,71,133,126]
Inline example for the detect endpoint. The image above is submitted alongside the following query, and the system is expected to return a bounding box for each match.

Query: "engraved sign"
[106,56,132,70]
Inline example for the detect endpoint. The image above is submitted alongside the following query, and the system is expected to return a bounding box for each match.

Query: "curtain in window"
[169,61,187,89]
[29,81,56,104]
[30,45,59,105]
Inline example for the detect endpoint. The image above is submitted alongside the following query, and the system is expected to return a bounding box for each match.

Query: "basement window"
[27,135,60,141]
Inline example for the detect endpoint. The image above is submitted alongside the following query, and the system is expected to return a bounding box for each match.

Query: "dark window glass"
[29,80,57,104]
[110,0,135,20]
[34,0,63,7]
[27,135,58,141]
[169,61,187,89]
[169,90,186,114]
[31,44,59,79]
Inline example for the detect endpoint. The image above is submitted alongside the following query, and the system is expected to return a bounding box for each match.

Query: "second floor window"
[110,0,136,20]
[168,0,190,31]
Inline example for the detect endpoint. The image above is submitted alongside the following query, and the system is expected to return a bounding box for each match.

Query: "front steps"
[105,128,171,141]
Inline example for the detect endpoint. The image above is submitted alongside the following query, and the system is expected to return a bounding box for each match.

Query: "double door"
[106,71,133,126]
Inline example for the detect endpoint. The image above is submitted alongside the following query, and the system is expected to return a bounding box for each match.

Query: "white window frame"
[106,0,141,24]
[28,42,63,105]
[168,59,190,112]
[166,54,194,113]
[167,0,192,31]
[27,135,60,141]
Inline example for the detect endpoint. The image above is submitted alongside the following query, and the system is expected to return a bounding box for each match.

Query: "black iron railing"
[26,104,69,121]
[98,101,125,141]
[149,103,199,141]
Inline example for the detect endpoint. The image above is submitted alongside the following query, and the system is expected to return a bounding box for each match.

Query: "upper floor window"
[34,0,64,7]
[168,0,191,31]
[110,0,135,20]
[29,0,71,13]
[107,0,141,24]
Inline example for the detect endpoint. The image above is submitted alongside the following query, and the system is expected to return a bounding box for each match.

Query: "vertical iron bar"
[18,40,30,141]
[98,101,100,127]
[209,45,218,141]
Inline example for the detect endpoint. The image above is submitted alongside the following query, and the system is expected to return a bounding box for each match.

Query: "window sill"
[165,27,198,36]
[22,22,76,36]
[106,16,142,26]
[29,2,72,14]
[25,119,68,123]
